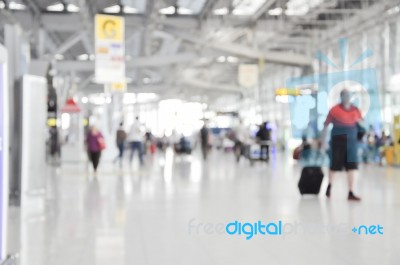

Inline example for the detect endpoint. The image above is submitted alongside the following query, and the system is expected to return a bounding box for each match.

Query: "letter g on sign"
[103,20,117,39]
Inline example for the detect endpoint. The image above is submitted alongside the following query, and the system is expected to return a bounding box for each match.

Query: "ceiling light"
[285,0,323,16]
[81,97,88,104]
[46,3,64,12]
[123,6,138,14]
[54,54,64,60]
[9,1,26,10]
[232,0,266,16]
[285,8,308,16]
[268,7,283,16]
[159,6,175,15]
[67,4,79,12]
[232,9,247,15]
[0,1,5,9]
[77,54,89,61]
[178,7,193,15]
[143,77,151,84]
[227,56,238,63]
[217,56,226,63]
[213,7,228,15]
[103,5,121,13]
[387,5,400,15]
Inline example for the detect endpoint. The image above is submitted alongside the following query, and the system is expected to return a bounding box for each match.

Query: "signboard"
[111,82,127,92]
[0,45,9,261]
[275,88,301,96]
[238,64,259,88]
[47,118,57,127]
[95,14,125,84]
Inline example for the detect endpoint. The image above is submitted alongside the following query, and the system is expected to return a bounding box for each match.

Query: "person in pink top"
[86,126,105,175]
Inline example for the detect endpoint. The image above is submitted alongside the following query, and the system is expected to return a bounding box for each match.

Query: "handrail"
[0,254,18,265]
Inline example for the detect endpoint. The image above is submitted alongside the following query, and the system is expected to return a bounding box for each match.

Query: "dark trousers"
[234,141,244,162]
[129,141,144,165]
[117,143,124,160]
[260,144,269,161]
[89,151,101,171]
[201,143,208,160]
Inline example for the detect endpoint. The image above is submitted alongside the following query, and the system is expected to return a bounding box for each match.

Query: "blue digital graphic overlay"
[188,219,384,240]
[286,38,382,164]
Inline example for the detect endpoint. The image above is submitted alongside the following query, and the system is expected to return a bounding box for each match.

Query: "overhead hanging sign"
[95,14,125,84]
[238,64,259,88]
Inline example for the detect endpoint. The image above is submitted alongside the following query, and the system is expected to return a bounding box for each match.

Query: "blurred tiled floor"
[11,148,400,265]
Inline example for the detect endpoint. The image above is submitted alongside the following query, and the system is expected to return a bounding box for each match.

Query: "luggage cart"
[244,141,271,166]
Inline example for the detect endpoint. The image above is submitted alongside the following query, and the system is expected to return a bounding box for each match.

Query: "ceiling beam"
[182,78,243,95]
[0,9,18,24]
[82,34,94,55]
[318,0,398,47]
[41,13,201,31]
[23,0,62,53]
[52,52,198,72]
[41,31,58,53]
[154,17,200,29]
[77,0,94,55]
[53,31,85,55]
[42,14,84,31]
[199,0,215,20]
[166,29,312,66]
[312,8,361,14]
[78,74,94,90]
[251,0,276,21]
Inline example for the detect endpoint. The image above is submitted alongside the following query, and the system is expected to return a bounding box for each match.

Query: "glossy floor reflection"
[15,148,400,265]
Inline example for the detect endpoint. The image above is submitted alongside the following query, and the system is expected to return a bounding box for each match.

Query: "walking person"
[366,125,377,162]
[86,125,105,176]
[200,123,210,160]
[127,117,145,166]
[234,119,250,162]
[321,89,363,201]
[256,121,271,162]
[114,122,127,167]
[377,132,389,166]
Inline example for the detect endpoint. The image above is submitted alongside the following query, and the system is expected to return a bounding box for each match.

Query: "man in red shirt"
[321,89,362,201]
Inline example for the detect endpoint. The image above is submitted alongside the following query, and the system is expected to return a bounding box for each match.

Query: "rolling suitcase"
[298,166,324,195]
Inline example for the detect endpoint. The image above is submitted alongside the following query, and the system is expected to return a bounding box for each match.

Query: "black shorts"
[330,135,358,171]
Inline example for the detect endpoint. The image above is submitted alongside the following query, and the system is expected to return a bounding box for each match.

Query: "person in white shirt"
[127,116,145,165]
